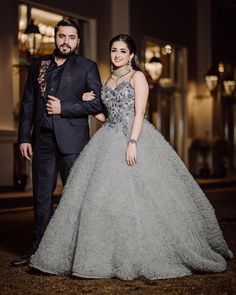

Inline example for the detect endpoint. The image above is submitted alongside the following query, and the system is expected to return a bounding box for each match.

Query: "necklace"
[111,66,132,85]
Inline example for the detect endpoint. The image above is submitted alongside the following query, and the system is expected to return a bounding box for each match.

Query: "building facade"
[0,0,235,190]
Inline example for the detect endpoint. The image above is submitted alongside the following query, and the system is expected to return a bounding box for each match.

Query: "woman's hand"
[126,143,137,166]
[82,91,95,101]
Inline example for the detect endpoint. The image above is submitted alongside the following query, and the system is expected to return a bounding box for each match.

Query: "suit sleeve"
[60,62,103,118]
[18,61,36,144]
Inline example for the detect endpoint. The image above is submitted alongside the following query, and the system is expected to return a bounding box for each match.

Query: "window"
[143,38,187,159]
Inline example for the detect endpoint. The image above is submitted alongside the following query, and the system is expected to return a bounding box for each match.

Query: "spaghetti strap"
[128,71,136,82]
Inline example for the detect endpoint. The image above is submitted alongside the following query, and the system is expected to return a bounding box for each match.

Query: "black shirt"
[42,54,70,130]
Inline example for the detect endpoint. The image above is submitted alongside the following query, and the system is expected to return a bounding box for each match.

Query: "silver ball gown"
[30,80,233,280]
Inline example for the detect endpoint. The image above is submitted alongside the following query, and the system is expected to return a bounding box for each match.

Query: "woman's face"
[110,40,134,69]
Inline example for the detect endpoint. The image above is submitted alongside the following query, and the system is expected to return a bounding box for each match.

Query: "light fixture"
[218,62,225,73]
[145,53,163,81]
[205,66,236,96]
[162,44,172,55]
[24,19,42,55]
[223,74,236,96]
[205,67,219,91]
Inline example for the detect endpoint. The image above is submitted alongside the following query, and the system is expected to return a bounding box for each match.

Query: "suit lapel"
[56,54,78,96]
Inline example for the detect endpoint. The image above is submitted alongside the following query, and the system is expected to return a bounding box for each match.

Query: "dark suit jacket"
[18,54,103,154]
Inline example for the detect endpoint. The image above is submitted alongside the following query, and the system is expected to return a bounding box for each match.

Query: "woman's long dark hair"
[109,34,142,71]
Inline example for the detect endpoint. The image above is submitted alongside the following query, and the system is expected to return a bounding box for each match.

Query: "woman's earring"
[110,64,114,73]
[127,60,132,70]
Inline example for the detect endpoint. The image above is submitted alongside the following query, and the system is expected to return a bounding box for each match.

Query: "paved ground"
[0,209,236,295]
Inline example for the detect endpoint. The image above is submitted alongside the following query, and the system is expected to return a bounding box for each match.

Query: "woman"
[30,34,233,280]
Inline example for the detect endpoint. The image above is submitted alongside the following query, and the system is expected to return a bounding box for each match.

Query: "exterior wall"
[0,0,19,187]
[212,0,236,65]
[130,0,198,80]
[0,0,18,130]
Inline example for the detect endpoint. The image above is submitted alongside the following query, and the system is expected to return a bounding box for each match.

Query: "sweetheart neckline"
[103,81,134,92]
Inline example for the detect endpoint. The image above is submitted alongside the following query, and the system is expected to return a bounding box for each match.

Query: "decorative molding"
[0,129,18,143]
[193,94,211,100]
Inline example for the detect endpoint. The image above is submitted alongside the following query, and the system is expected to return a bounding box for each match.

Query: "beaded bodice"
[101,81,135,135]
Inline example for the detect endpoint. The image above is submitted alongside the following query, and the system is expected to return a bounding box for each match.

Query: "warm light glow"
[218,63,224,73]
[25,33,42,55]
[38,23,54,43]
[46,26,54,37]
[18,4,64,55]
[145,60,163,81]
[145,45,162,81]
[31,8,63,24]
[19,32,27,43]
[42,36,50,43]
[38,23,47,35]
[145,46,160,59]
[162,44,172,55]
[159,77,173,88]
[19,4,27,31]
[19,19,27,31]
[223,80,236,96]
[205,75,218,91]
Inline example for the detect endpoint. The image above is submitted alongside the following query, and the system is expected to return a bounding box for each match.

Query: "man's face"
[55,26,80,57]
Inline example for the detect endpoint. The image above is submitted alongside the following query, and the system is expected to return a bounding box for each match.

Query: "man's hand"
[19,143,32,160]
[46,96,61,115]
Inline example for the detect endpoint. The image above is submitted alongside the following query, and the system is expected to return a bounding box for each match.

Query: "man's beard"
[55,43,77,58]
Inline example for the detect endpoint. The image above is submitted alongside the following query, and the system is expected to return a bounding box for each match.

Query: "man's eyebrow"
[58,33,77,37]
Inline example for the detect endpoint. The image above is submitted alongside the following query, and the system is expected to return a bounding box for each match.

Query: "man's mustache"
[60,44,71,49]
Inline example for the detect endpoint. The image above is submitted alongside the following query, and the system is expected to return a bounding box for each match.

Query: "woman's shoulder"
[131,70,148,85]
[132,70,146,80]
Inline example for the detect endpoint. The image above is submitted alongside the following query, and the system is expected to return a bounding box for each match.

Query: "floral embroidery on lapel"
[37,60,51,97]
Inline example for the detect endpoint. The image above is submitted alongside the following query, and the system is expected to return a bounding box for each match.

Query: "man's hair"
[54,18,80,38]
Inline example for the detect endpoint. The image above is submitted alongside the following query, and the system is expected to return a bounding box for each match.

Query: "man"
[11,19,103,266]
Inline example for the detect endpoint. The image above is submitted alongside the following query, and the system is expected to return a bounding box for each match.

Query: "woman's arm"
[82,91,106,122]
[126,71,149,166]
[94,113,106,122]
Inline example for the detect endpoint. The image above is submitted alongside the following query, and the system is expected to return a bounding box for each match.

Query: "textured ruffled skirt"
[30,120,233,280]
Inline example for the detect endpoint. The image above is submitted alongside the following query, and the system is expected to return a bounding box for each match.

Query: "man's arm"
[60,62,103,118]
[18,61,36,144]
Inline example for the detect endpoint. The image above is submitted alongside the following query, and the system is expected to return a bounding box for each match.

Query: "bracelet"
[129,138,137,145]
